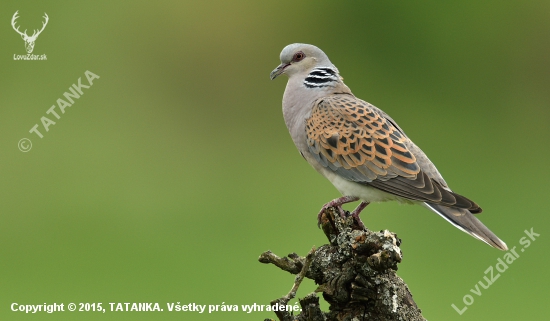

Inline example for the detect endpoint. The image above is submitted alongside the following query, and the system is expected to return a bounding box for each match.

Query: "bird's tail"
[424,203,508,251]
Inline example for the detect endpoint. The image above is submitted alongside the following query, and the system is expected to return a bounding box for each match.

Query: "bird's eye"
[293,51,305,62]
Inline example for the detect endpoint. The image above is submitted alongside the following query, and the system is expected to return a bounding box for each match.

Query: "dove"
[270,43,507,250]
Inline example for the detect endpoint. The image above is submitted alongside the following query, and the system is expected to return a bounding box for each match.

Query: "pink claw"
[316,196,360,227]
[350,201,370,230]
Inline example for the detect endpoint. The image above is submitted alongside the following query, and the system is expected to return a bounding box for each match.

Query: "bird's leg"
[317,196,359,227]
[350,201,370,230]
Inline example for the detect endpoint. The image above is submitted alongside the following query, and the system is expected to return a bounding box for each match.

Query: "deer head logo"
[11,11,49,54]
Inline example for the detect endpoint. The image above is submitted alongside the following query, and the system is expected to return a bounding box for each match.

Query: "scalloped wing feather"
[306,94,481,213]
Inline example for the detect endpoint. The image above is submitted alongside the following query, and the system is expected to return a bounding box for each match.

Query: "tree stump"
[259,207,426,321]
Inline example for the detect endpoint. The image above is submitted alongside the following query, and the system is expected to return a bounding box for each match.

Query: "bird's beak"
[270,63,289,80]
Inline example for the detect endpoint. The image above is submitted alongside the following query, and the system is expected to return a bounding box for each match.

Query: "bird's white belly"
[320,166,413,204]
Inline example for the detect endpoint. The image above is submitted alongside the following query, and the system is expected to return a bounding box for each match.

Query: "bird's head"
[270,43,336,80]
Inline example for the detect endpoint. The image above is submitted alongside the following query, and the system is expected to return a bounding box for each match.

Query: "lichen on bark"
[259,207,426,321]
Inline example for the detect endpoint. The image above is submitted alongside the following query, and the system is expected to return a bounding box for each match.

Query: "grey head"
[270,43,338,80]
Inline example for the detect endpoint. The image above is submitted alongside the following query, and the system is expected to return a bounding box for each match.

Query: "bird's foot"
[350,201,370,230]
[317,196,359,228]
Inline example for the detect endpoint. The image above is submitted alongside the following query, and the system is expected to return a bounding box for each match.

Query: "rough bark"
[259,207,426,321]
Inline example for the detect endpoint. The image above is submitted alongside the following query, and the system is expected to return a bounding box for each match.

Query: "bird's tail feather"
[424,203,508,251]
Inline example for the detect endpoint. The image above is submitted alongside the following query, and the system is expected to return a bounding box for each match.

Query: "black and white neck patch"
[304,67,339,88]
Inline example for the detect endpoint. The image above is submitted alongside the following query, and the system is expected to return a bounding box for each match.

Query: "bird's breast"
[281,81,320,154]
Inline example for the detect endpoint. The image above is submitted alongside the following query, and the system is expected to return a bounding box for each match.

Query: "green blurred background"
[1,1,548,320]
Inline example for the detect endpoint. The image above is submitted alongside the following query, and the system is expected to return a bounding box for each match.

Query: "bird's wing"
[306,94,481,213]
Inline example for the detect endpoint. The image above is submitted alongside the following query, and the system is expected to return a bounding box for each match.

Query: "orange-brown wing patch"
[306,94,481,212]
[306,95,419,180]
